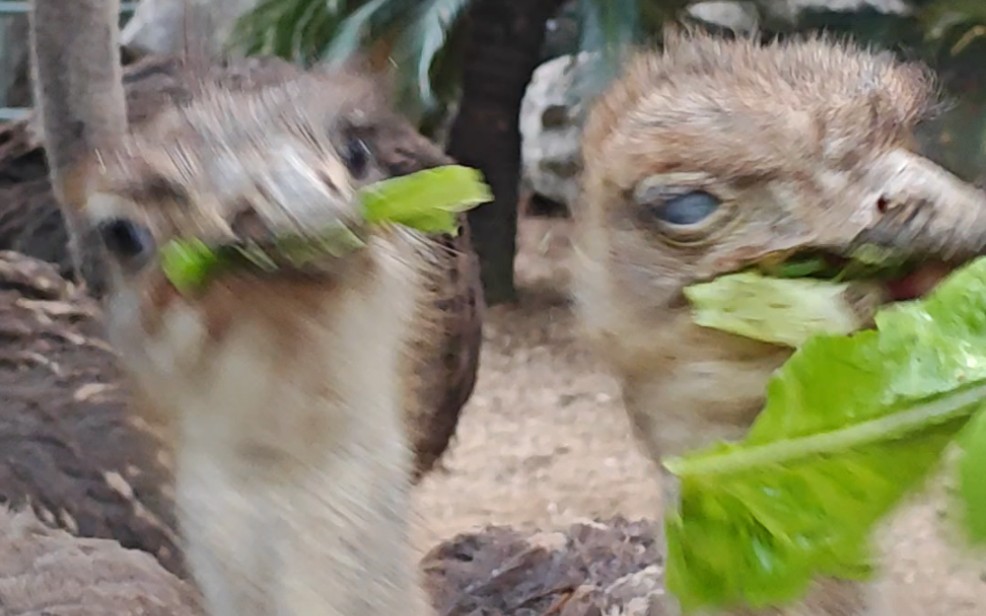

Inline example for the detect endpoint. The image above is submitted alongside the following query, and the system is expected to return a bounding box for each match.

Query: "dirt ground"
[413,214,986,615]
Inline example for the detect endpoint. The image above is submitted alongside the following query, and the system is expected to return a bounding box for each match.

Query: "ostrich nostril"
[97,218,155,264]
[876,196,890,214]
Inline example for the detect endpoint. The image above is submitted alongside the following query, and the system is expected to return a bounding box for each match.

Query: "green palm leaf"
[917,0,986,58]
[229,0,698,131]
[572,0,640,98]
[323,0,396,62]
[579,0,639,64]
[920,0,986,40]
[391,0,474,109]
[230,0,344,60]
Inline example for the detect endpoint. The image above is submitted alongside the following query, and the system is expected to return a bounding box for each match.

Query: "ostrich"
[572,30,986,615]
[25,0,483,613]
[28,2,481,488]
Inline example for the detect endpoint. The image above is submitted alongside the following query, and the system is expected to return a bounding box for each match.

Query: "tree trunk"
[446,0,564,305]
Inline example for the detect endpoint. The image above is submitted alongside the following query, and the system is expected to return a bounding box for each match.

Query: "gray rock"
[687,2,760,33]
[519,52,596,207]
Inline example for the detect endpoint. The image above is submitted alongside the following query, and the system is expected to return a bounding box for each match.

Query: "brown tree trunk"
[446,0,564,305]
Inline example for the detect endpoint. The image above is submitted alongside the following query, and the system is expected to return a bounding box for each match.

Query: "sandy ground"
[412,214,986,615]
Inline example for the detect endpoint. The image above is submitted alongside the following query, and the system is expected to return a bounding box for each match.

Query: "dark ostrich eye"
[649,191,721,226]
[96,217,155,267]
[341,137,371,179]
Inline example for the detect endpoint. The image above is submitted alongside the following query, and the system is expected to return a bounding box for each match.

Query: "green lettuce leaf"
[664,256,986,613]
[683,273,868,348]
[159,238,221,294]
[958,409,986,543]
[160,164,491,293]
[360,164,492,232]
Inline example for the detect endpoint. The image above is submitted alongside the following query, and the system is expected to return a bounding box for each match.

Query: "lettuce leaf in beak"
[683,273,869,348]
[666,256,986,613]
[160,165,492,294]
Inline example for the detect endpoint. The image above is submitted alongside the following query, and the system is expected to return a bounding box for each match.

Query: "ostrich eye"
[341,137,371,179]
[97,217,155,266]
[650,191,721,226]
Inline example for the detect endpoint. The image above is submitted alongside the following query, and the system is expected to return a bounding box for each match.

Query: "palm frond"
[573,0,654,102]
[920,0,986,43]
[230,0,403,63]
[228,0,688,135]
[323,0,395,63]
[229,0,332,60]
[579,0,639,63]
[290,0,330,60]
[391,0,475,109]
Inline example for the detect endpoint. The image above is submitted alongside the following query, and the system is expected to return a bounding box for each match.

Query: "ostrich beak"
[851,149,986,262]
[848,149,986,300]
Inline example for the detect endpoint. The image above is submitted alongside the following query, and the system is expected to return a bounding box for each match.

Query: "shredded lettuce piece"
[664,256,986,613]
[770,257,830,278]
[360,164,492,232]
[683,273,867,348]
[160,165,491,293]
[159,238,218,294]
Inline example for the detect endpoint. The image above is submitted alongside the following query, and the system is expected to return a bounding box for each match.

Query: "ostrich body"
[573,31,986,615]
[27,0,479,613]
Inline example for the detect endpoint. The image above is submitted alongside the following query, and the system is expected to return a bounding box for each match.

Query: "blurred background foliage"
[228,0,986,301]
[228,0,689,133]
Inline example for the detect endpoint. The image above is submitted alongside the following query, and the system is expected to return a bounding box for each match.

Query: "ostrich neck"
[109,249,431,616]
[175,383,423,616]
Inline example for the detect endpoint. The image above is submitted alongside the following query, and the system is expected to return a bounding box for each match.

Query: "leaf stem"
[664,384,986,477]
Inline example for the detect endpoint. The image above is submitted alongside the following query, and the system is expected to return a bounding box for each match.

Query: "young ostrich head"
[29,1,453,615]
[90,76,433,616]
[572,31,986,615]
